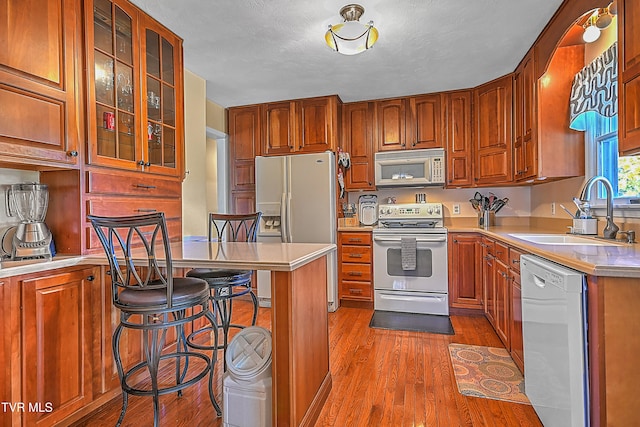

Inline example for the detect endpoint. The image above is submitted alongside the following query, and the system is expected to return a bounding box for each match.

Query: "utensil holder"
[572,218,597,235]
[478,211,495,229]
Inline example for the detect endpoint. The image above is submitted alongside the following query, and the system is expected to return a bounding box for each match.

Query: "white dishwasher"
[520,255,589,427]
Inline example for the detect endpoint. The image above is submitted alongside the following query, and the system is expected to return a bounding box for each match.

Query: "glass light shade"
[325,20,378,55]
[583,24,601,43]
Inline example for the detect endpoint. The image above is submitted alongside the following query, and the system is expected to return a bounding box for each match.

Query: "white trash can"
[223,326,272,427]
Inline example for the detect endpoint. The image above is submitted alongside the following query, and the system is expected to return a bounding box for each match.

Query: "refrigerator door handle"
[286,193,293,242]
[280,192,287,243]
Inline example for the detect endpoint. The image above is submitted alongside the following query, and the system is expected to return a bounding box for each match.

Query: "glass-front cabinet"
[86,0,183,177]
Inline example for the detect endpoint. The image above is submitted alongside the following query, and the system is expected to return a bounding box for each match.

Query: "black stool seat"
[118,277,209,308]
[187,268,252,286]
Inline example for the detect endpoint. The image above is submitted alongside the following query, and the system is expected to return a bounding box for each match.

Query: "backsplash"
[0,168,40,226]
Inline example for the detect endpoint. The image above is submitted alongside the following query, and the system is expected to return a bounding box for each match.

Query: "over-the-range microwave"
[374,148,446,187]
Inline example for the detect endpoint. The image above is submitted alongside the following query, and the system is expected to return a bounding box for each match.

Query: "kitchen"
[1,0,640,426]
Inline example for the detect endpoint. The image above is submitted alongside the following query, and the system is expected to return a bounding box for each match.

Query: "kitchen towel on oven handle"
[400,237,417,270]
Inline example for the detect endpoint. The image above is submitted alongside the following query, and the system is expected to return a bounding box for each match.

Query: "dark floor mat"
[369,310,455,335]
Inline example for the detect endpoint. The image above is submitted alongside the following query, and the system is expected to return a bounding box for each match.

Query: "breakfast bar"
[97,240,336,427]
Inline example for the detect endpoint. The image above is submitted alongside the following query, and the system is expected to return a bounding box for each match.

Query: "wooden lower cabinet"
[448,233,483,310]
[19,266,98,427]
[338,231,373,305]
[478,236,526,370]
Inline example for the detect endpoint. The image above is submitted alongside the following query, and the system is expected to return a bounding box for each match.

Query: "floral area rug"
[448,343,530,404]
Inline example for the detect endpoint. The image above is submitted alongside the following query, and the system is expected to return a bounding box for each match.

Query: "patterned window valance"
[569,42,618,131]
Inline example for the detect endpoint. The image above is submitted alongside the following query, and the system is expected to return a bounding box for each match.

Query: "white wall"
[182,69,208,237]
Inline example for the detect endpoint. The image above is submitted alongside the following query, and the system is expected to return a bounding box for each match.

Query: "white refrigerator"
[255,151,338,312]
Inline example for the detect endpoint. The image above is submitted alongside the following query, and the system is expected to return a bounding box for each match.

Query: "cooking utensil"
[572,197,588,218]
[559,204,576,219]
[493,197,509,213]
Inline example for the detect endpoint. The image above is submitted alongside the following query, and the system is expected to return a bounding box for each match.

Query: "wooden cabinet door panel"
[510,270,524,373]
[482,238,496,325]
[0,0,79,167]
[228,105,260,191]
[445,91,473,187]
[448,233,483,309]
[376,98,406,151]
[343,102,375,190]
[298,97,336,153]
[0,278,19,427]
[495,260,511,349]
[408,95,443,149]
[21,267,96,426]
[474,75,513,185]
[263,101,296,155]
[230,190,256,214]
[619,0,640,154]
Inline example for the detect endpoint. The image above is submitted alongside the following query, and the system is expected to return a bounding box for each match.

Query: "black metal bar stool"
[186,212,262,368]
[88,213,222,426]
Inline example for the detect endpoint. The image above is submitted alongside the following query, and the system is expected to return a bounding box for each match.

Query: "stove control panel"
[378,203,443,219]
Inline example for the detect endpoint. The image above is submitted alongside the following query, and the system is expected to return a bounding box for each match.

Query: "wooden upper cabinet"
[262,100,296,156]
[0,0,81,167]
[376,98,406,151]
[228,105,261,192]
[514,51,536,181]
[342,102,375,190]
[407,94,443,149]
[445,91,473,187]
[297,96,339,154]
[85,0,184,177]
[474,74,513,185]
[619,0,640,155]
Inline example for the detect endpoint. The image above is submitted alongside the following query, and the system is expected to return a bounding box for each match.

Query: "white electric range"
[372,203,448,315]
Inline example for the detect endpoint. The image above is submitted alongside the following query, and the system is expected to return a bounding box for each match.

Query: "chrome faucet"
[578,176,619,239]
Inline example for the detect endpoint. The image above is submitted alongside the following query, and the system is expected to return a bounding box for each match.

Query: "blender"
[6,183,53,259]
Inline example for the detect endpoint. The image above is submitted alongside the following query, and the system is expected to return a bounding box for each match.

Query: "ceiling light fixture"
[583,15,601,43]
[325,4,378,55]
[583,2,617,43]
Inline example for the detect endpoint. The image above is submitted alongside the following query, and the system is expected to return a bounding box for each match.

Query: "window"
[586,113,640,201]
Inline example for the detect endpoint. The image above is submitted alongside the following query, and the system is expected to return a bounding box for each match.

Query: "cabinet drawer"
[341,245,372,263]
[86,218,181,251]
[495,241,509,265]
[86,171,181,198]
[508,247,525,272]
[86,198,182,219]
[340,280,372,299]
[340,263,372,281]
[339,232,372,246]
[481,237,495,256]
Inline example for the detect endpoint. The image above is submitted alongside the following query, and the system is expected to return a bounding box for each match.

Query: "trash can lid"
[225,326,272,379]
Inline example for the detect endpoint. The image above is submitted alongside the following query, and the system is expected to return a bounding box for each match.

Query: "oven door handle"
[373,236,447,243]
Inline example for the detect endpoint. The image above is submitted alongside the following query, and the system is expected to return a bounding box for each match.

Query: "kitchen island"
[107,240,337,427]
[0,241,335,427]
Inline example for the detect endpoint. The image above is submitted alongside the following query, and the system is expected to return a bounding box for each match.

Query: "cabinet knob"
[138,160,146,166]
[145,162,151,167]
[86,275,95,282]
[67,150,78,157]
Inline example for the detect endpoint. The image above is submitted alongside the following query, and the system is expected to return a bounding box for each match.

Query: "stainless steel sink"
[508,233,622,246]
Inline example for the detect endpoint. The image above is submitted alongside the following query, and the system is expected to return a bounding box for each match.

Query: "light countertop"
[449,225,640,278]
[0,241,336,278]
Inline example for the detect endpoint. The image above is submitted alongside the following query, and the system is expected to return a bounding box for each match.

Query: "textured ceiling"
[130,0,565,108]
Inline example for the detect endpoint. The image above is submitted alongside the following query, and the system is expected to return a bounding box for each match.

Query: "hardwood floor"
[74,301,542,426]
